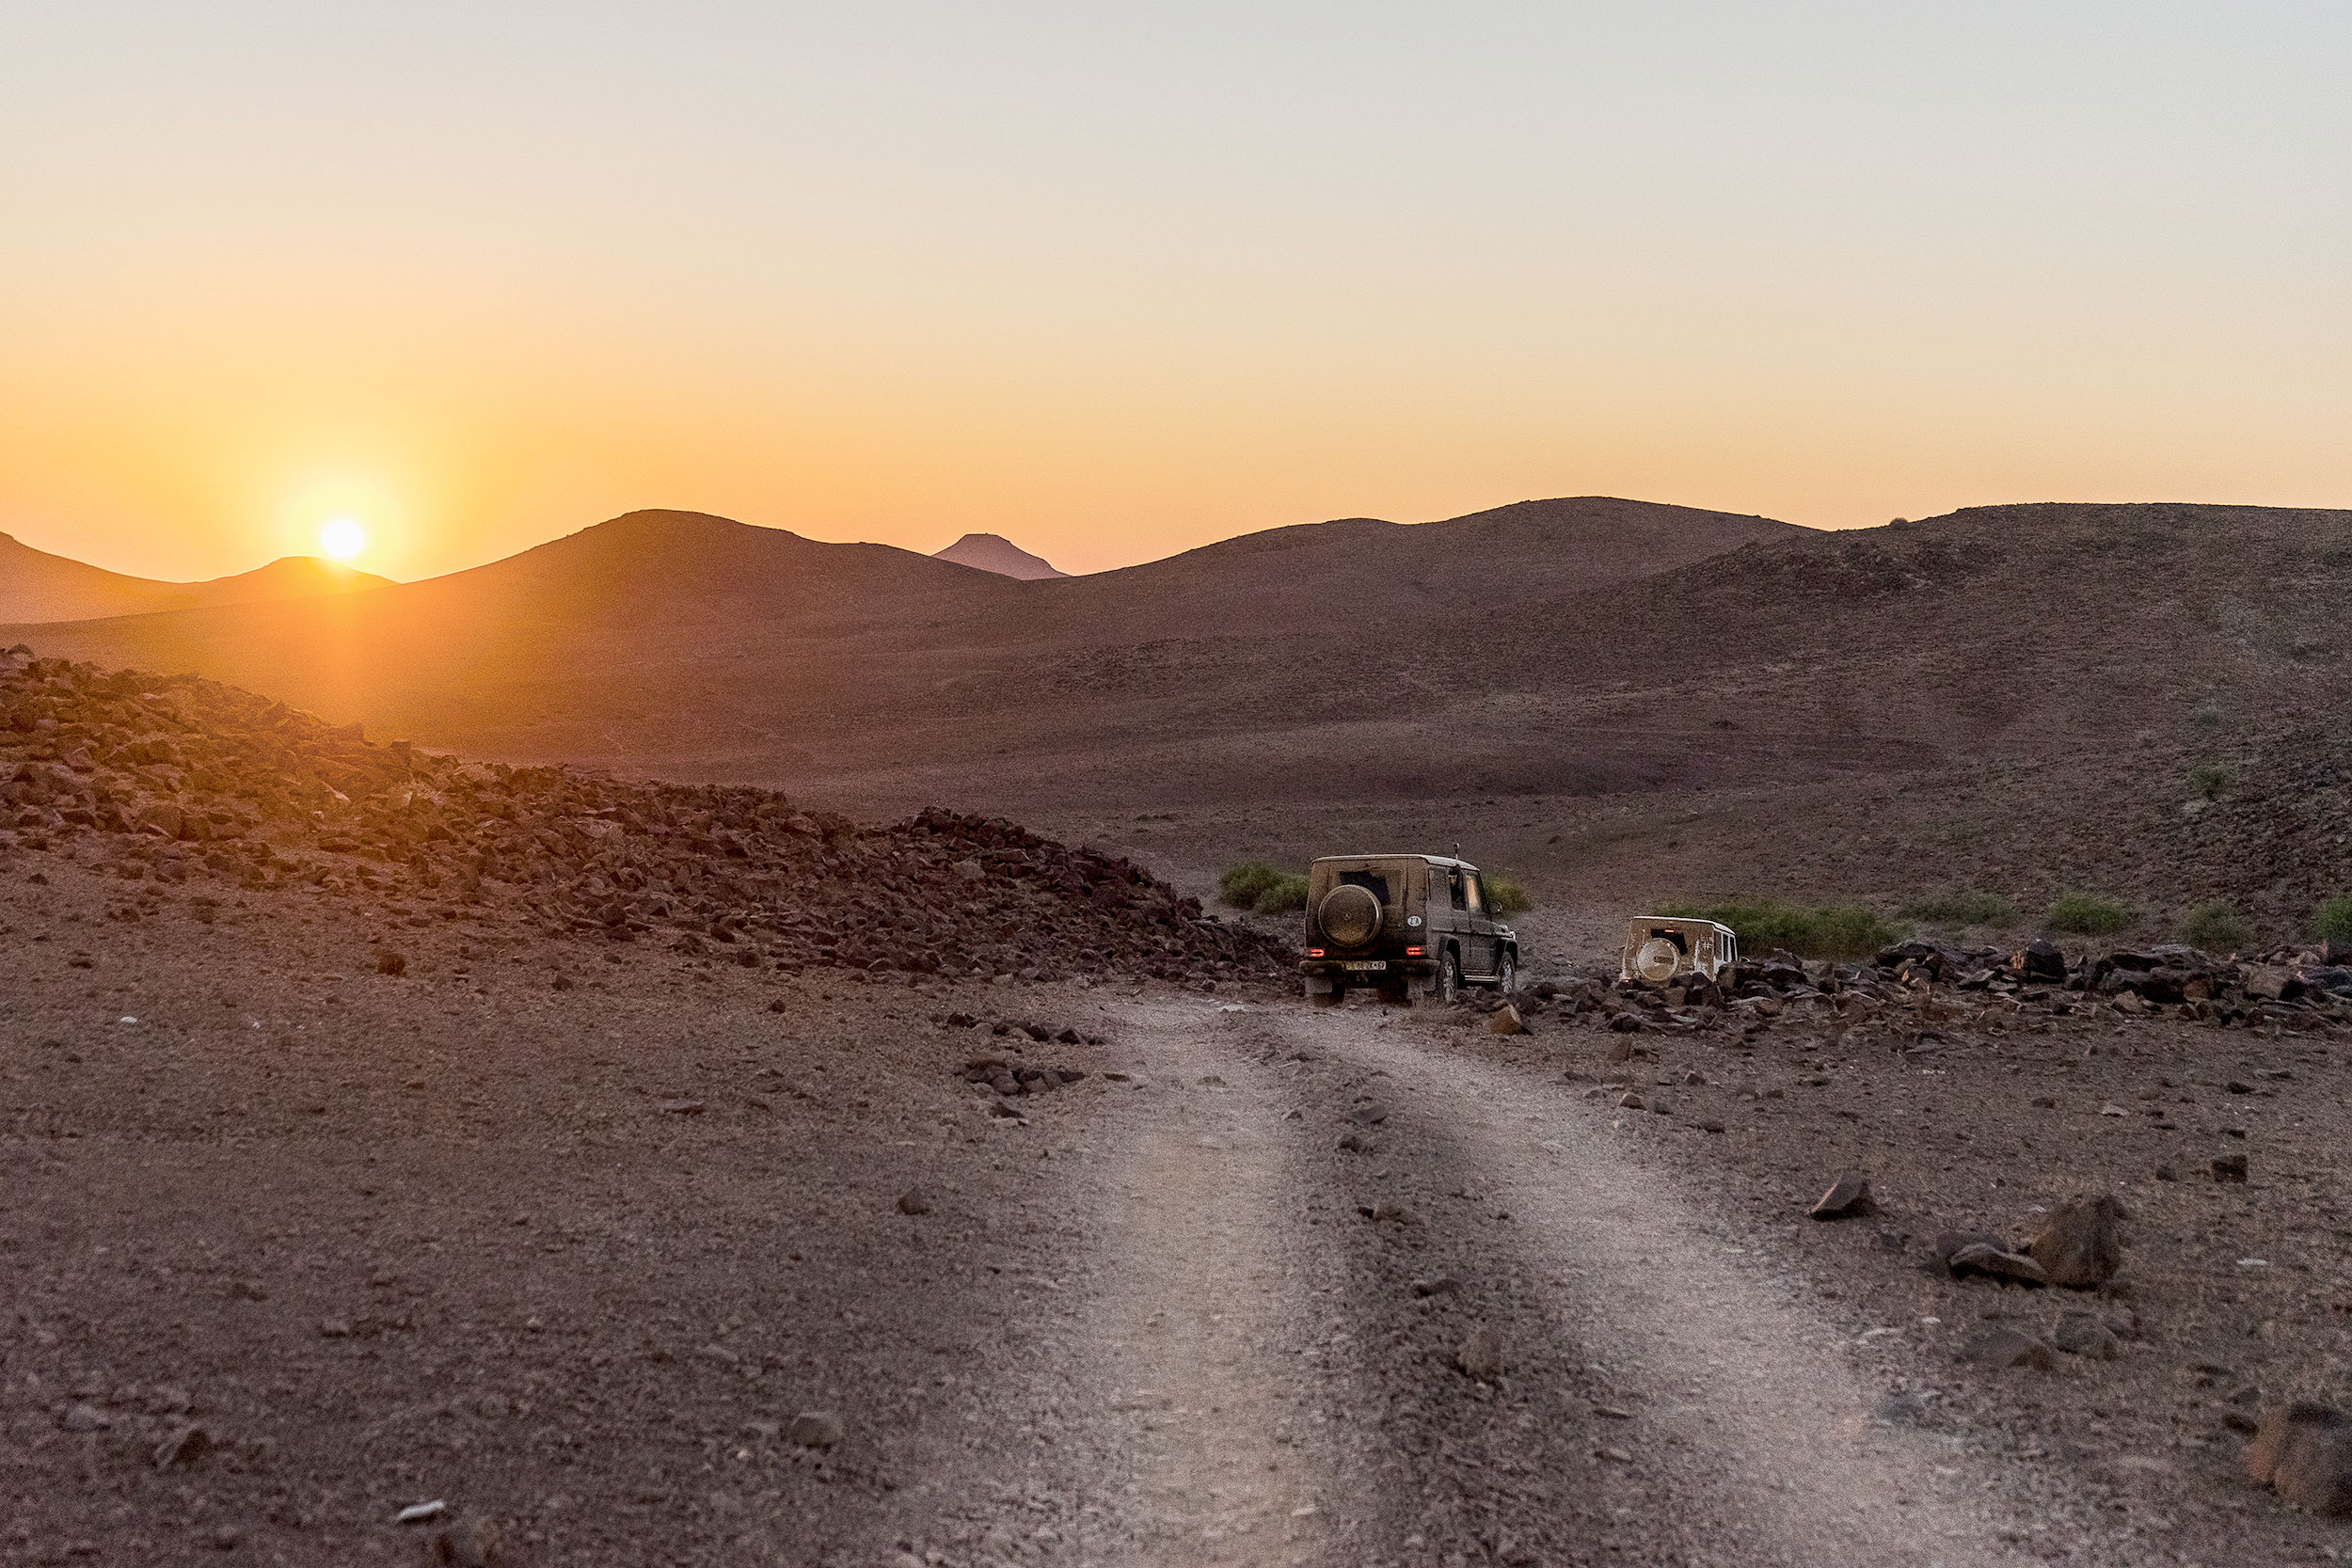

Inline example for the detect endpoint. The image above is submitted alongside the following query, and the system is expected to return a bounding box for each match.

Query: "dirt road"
[883,998,2036,1568]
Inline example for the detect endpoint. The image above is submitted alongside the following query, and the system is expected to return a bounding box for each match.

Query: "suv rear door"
[1461,868,1497,976]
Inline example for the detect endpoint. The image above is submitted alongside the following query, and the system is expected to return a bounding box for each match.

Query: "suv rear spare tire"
[1318,884,1382,946]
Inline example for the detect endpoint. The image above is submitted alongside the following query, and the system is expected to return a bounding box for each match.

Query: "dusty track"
[885,998,2032,1567]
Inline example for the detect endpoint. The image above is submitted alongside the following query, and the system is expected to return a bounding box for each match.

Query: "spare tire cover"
[1319,884,1382,946]
[1634,937,1683,984]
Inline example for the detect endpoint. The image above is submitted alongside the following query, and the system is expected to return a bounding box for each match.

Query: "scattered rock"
[1809,1172,1876,1220]
[896,1188,932,1216]
[2214,1153,2249,1183]
[1874,1390,1932,1426]
[1616,1092,1646,1111]
[152,1422,211,1470]
[59,1402,107,1433]
[375,950,407,976]
[318,1316,353,1338]
[2053,1312,2122,1361]
[2027,1195,2125,1289]
[1962,1326,2054,1371]
[1456,1326,1503,1383]
[1410,1276,1461,1298]
[2247,1402,2352,1515]
[1347,1101,1390,1126]
[1336,1132,1374,1153]
[1487,1005,1526,1037]
[1946,1241,2049,1288]
[786,1410,845,1449]
[429,1517,503,1567]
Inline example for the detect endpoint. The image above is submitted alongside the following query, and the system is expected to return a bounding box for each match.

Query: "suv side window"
[1444,868,1466,911]
[1464,874,1485,916]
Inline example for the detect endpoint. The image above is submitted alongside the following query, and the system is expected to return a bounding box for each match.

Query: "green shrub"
[2176,900,2252,954]
[2315,895,2352,946]
[2186,762,2233,800]
[1484,874,1535,915]
[1899,889,2020,927]
[1217,860,1288,909]
[1657,898,1897,959]
[1251,874,1309,915]
[2046,891,2135,937]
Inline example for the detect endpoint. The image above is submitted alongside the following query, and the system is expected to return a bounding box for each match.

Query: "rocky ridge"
[0,647,1286,982]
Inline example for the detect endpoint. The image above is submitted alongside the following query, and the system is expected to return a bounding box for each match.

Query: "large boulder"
[2010,940,2068,984]
[2248,1402,2352,1514]
[2027,1196,2125,1289]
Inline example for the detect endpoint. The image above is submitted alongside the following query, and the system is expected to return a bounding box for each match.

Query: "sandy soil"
[8,845,2347,1566]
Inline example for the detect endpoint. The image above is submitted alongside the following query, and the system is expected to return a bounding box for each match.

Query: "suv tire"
[1437,949,1461,1005]
[1497,948,1516,994]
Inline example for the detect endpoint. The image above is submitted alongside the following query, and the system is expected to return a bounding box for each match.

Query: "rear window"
[1339,869,1391,903]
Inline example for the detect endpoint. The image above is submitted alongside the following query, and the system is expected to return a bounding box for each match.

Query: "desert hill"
[0,531,391,624]
[0,497,1793,768]
[935,532,1067,579]
[9,497,2350,951]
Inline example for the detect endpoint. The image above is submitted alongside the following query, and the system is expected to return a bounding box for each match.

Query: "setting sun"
[318,517,367,562]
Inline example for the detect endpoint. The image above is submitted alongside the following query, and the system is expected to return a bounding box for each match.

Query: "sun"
[318,517,367,562]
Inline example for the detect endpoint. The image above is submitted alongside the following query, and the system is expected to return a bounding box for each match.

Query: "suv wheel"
[1437,950,1461,1005]
[1497,949,1517,994]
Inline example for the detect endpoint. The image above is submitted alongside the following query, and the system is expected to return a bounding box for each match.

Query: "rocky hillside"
[0,647,1285,983]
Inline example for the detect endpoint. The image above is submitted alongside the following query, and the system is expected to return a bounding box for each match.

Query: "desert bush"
[2315,895,2352,946]
[1484,874,1535,915]
[2186,762,2233,800]
[1251,874,1310,914]
[1658,898,1896,959]
[2046,891,2135,937]
[2176,900,2252,954]
[1899,889,2019,927]
[1217,860,1288,910]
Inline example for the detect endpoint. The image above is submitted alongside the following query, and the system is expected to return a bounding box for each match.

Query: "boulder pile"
[1484,935,2351,1038]
[0,650,1289,982]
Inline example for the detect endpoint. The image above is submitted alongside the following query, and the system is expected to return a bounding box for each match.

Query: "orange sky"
[6,5,2347,582]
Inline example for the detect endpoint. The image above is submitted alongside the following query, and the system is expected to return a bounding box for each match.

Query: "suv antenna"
[1451,841,1459,860]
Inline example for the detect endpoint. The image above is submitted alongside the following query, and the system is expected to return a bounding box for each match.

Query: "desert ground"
[8,768,2352,1565]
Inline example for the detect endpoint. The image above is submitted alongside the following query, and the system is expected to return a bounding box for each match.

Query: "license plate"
[1341,960,1388,972]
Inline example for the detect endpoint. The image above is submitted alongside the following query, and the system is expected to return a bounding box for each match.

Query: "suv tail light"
[1406,945,1424,957]
[1307,947,1326,958]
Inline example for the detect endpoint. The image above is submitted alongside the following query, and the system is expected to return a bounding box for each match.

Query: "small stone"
[60,1402,108,1433]
[1809,1172,1875,1220]
[1962,1326,2054,1371]
[1616,1092,1646,1111]
[153,1422,211,1470]
[2053,1312,2122,1361]
[429,1517,502,1566]
[1487,1005,1527,1037]
[1457,1326,1503,1383]
[318,1316,352,1338]
[2248,1402,2352,1514]
[1347,1101,1390,1126]
[1946,1241,2049,1288]
[658,1100,706,1116]
[896,1188,932,1216]
[376,950,408,977]
[786,1410,844,1449]
[1874,1391,1932,1426]
[1410,1276,1461,1298]
[2027,1195,2125,1289]
[2213,1153,2249,1183]
[1337,1132,1373,1153]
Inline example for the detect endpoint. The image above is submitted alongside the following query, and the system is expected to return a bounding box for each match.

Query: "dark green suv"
[1297,853,1518,1006]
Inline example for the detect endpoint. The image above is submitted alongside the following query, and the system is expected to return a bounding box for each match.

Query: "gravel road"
[884,998,2032,1568]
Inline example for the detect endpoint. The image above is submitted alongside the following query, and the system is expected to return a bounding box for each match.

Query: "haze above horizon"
[6,3,2347,583]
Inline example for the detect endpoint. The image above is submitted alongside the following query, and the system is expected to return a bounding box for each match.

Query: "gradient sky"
[5,3,2348,581]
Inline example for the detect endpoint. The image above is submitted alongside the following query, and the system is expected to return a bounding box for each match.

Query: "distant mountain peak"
[933,532,1067,580]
